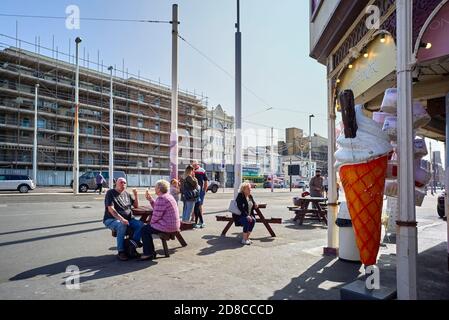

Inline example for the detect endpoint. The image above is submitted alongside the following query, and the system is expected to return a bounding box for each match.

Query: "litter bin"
[336,201,360,262]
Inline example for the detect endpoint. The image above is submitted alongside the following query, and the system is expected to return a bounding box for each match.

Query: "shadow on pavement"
[9,254,156,284]
[0,220,102,236]
[269,257,363,300]
[284,220,328,231]
[0,227,106,247]
[197,234,243,256]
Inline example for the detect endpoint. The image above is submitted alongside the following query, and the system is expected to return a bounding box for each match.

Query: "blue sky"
[0,0,328,142]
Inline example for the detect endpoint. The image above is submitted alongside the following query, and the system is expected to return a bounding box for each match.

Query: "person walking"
[95,172,106,195]
[309,170,324,197]
[309,170,324,209]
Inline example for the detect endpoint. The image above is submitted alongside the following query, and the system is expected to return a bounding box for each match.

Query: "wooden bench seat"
[111,229,187,258]
[215,215,282,224]
[153,231,187,257]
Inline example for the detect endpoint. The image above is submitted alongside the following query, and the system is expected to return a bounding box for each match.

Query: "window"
[137,118,144,128]
[37,119,46,129]
[154,98,160,107]
[210,136,214,143]
[138,93,145,103]
[21,117,30,127]
[86,125,94,135]
[155,123,160,131]
[136,133,144,142]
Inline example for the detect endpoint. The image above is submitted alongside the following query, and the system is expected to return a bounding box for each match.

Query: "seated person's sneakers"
[200,223,205,228]
[140,252,157,261]
[241,239,251,245]
[117,251,128,261]
[193,224,201,229]
[135,240,143,248]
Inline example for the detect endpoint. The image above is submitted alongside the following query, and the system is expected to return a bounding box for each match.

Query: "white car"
[0,174,36,193]
[207,181,220,193]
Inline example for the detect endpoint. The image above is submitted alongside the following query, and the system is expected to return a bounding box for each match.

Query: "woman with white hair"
[235,182,258,245]
[141,179,180,260]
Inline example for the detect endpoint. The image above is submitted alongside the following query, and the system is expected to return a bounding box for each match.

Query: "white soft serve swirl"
[335,105,392,169]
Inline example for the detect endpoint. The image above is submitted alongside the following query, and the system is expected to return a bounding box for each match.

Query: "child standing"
[170,178,180,205]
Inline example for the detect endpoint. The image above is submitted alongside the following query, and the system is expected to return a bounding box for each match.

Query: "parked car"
[70,171,126,193]
[0,174,36,193]
[207,180,220,193]
[296,181,309,189]
[263,181,282,189]
[437,191,445,218]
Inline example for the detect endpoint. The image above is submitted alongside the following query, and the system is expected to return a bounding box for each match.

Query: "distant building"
[202,104,235,187]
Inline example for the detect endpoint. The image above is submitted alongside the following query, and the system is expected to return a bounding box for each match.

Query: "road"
[0,188,447,299]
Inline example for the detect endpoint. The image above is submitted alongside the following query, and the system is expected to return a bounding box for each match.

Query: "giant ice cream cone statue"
[335,90,393,266]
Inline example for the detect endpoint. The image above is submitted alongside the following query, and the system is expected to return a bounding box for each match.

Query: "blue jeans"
[197,190,206,205]
[182,200,195,221]
[104,218,144,253]
[240,215,255,233]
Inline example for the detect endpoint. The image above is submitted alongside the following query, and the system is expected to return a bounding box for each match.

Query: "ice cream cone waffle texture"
[339,155,388,266]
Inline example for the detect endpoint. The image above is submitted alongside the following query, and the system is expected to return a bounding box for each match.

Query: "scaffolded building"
[0,47,206,185]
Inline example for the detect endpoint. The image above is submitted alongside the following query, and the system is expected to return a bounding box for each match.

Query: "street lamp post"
[73,37,82,195]
[309,114,315,179]
[170,4,179,180]
[108,66,114,189]
[33,84,39,185]
[234,0,243,197]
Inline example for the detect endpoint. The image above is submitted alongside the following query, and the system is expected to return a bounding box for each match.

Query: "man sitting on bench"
[141,180,181,261]
[103,177,144,261]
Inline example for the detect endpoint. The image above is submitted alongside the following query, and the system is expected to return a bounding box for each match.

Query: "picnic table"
[216,203,282,237]
[288,197,328,225]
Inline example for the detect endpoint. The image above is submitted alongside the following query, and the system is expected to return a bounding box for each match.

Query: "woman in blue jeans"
[180,165,199,222]
[235,182,258,245]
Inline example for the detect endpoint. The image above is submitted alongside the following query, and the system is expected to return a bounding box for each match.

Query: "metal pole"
[433,150,437,193]
[234,0,243,198]
[445,92,449,272]
[170,4,179,180]
[108,66,114,189]
[325,74,338,255]
[73,37,81,195]
[289,157,292,192]
[271,127,274,192]
[223,126,226,192]
[396,0,417,300]
[430,141,434,195]
[33,84,39,185]
[309,114,314,179]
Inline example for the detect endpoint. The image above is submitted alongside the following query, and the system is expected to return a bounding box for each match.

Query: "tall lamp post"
[234,0,243,197]
[73,37,82,195]
[170,4,179,180]
[33,84,39,185]
[108,66,114,189]
[309,114,315,179]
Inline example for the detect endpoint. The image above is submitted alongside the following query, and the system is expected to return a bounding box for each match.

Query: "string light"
[363,50,369,58]
[380,34,386,43]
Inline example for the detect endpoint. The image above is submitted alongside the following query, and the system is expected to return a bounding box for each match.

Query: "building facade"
[0,47,206,186]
